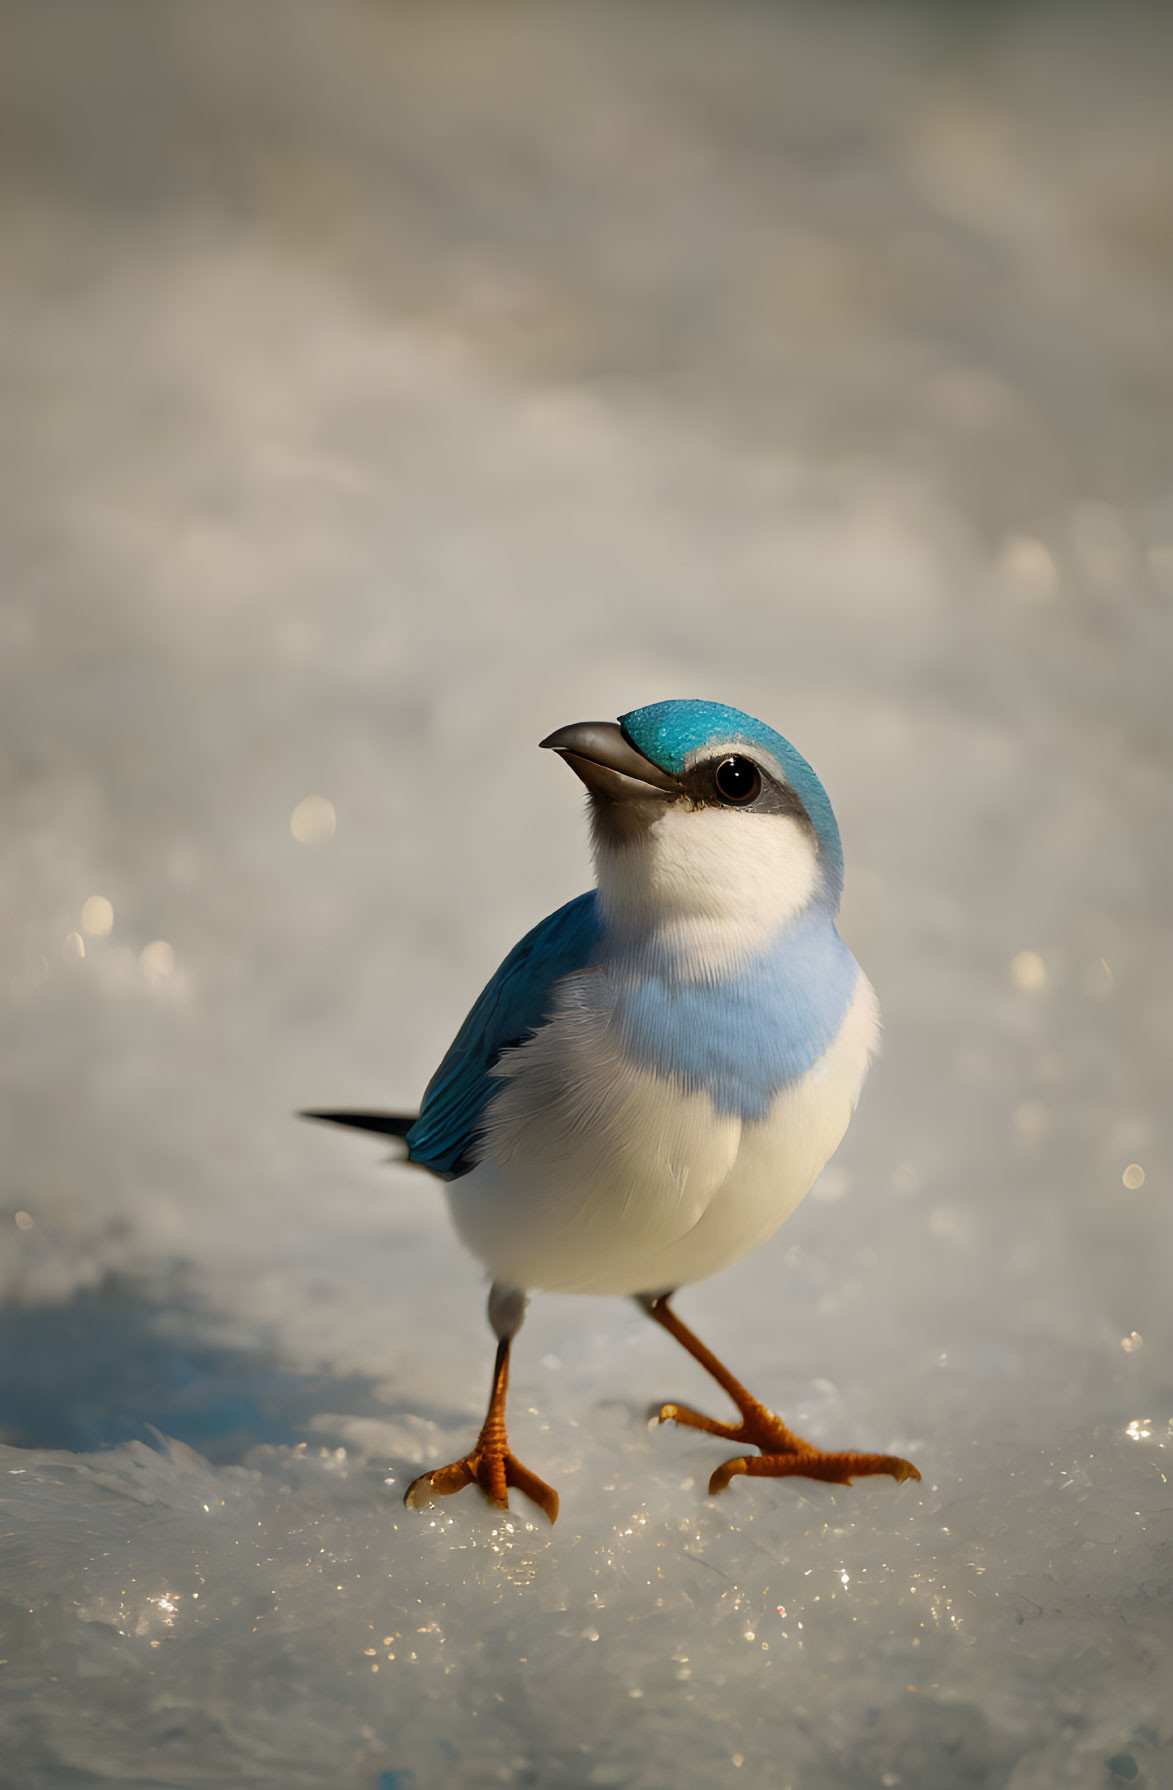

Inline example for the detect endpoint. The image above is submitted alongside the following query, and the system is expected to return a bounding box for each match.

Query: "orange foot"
[405,1446,559,1522]
[403,1334,560,1523]
[656,1397,920,1496]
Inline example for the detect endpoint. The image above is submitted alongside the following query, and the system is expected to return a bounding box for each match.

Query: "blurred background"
[2,3,1171,1787]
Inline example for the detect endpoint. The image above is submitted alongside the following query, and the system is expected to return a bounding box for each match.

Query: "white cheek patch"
[596,806,822,977]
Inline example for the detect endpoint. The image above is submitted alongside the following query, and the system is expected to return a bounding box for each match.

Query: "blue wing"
[405,891,601,1179]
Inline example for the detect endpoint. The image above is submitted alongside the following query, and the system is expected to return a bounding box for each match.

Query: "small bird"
[305,699,919,1520]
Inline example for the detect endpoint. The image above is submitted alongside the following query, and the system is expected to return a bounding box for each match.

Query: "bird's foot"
[655,1398,919,1496]
[404,1440,559,1523]
[706,1445,921,1495]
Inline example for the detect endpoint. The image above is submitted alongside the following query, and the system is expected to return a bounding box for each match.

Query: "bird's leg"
[404,1284,559,1523]
[640,1293,920,1496]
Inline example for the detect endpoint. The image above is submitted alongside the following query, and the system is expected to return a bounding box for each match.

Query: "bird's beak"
[540,721,680,804]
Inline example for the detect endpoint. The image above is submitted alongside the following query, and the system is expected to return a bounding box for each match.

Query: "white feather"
[445,972,880,1297]
[595,804,821,978]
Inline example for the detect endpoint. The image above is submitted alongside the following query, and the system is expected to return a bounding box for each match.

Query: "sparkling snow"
[2,4,1171,1786]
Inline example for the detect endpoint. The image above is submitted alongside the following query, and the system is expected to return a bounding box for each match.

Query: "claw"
[642,1297,921,1501]
[708,1449,920,1496]
[405,1448,559,1523]
[708,1455,754,1495]
[404,1458,480,1508]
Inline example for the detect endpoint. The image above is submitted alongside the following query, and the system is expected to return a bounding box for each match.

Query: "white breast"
[444,973,880,1298]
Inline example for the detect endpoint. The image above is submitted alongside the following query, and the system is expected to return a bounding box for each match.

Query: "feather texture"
[403,891,601,1178]
[449,971,879,1295]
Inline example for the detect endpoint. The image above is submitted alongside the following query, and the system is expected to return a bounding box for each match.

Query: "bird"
[304,699,920,1521]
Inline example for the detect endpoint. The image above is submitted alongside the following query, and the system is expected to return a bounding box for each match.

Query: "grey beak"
[540,721,679,802]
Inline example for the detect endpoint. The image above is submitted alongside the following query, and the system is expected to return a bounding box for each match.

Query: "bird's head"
[542,699,844,968]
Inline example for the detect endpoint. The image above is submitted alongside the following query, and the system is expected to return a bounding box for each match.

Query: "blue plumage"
[612,904,859,1121]
[408,892,857,1172]
[404,891,601,1178]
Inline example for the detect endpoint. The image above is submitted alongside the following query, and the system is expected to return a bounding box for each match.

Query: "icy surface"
[2,3,1172,1785]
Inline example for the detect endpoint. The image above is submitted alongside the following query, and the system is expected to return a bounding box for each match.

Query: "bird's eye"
[712,756,761,805]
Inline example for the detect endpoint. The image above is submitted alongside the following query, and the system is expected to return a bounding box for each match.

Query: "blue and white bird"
[306,699,920,1520]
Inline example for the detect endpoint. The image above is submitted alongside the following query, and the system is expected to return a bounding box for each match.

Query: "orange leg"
[404,1332,559,1523]
[641,1294,920,1496]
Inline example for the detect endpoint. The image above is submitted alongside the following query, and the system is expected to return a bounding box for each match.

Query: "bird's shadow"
[0,1270,446,1466]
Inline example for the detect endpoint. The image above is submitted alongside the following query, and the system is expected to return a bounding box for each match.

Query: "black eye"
[712,755,761,805]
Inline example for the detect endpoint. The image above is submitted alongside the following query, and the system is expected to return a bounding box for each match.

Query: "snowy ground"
[2,3,1172,1785]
